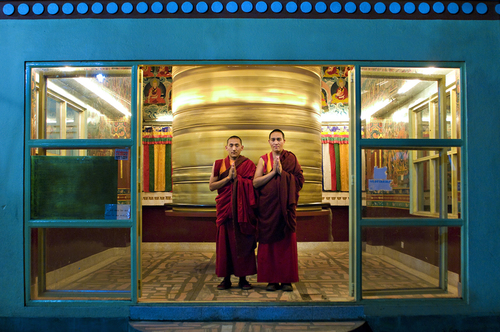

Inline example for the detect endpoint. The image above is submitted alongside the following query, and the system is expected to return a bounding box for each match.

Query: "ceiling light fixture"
[398,80,421,94]
[74,77,131,117]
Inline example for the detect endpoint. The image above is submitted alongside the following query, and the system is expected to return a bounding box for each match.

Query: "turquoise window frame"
[351,62,468,303]
[24,62,141,305]
[24,61,468,306]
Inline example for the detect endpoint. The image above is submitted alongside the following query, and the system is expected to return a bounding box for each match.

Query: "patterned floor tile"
[43,246,459,301]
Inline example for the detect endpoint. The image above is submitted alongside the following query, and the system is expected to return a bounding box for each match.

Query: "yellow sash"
[218,158,235,175]
[219,159,227,175]
[266,152,273,174]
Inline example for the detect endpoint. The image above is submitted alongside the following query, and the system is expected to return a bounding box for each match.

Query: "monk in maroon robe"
[209,136,257,290]
[253,129,304,292]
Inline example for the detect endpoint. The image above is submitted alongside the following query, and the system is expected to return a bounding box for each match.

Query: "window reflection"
[362,148,461,219]
[31,67,132,140]
[360,67,461,139]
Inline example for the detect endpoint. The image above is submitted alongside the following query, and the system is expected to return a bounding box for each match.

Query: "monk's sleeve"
[291,156,304,192]
[215,159,232,227]
[235,160,257,235]
[216,186,232,227]
[280,153,304,233]
[278,171,296,233]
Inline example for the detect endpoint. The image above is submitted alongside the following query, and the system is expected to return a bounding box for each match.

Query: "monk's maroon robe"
[214,155,257,278]
[256,150,304,283]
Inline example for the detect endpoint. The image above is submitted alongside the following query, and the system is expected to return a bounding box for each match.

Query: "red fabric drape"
[329,142,337,191]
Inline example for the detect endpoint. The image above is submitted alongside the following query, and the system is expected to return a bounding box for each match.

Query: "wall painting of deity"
[142,66,173,123]
[321,66,352,123]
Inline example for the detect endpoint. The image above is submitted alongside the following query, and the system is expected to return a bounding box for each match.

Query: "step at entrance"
[129,321,372,332]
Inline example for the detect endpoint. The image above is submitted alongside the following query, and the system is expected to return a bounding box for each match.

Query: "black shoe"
[266,283,280,291]
[238,280,253,290]
[281,283,293,292]
[217,279,232,290]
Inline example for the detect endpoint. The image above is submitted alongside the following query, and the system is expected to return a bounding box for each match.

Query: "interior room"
[28,64,461,303]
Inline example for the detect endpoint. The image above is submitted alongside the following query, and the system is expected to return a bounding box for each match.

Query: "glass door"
[26,65,134,302]
[353,65,464,299]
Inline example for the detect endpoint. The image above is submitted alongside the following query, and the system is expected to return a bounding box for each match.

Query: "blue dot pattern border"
[2,0,498,19]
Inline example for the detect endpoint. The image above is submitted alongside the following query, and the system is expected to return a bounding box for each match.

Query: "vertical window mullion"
[351,64,362,301]
[130,65,140,303]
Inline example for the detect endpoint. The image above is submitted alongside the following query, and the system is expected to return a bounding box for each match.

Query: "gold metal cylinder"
[171,65,322,211]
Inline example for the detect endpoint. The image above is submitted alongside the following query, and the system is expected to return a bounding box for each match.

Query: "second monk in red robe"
[253,129,304,292]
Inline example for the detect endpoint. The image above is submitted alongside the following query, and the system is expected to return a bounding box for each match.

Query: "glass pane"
[362,226,461,299]
[360,67,461,139]
[30,148,131,220]
[413,103,430,140]
[66,104,81,139]
[31,66,132,139]
[30,228,131,300]
[46,97,61,139]
[362,148,461,219]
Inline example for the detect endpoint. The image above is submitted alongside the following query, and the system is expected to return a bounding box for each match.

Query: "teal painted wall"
[0,18,499,321]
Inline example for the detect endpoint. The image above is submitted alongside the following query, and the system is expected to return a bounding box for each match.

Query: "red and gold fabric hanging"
[321,126,349,192]
[142,126,172,192]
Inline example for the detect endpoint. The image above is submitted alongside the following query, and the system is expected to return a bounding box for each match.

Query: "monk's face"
[225,138,243,160]
[268,132,285,154]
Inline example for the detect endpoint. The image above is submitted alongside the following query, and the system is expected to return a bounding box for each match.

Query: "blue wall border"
[2,0,499,19]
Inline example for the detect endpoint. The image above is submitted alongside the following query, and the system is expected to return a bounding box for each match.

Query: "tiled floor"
[46,242,458,301]
[139,244,456,302]
[141,247,351,302]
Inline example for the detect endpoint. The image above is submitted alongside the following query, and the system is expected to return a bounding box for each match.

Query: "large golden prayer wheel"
[171,65,322,211]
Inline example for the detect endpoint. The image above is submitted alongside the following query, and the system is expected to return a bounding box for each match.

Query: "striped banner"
[321,126,348,192]
[142,126,172,192]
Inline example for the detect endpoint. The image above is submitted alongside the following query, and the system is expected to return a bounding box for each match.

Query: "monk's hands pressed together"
[274,156,282,175]
[228,163,237,181]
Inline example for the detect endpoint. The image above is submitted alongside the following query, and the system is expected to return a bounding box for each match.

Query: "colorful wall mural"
[142,66,173,122]
[321,66,352,123]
